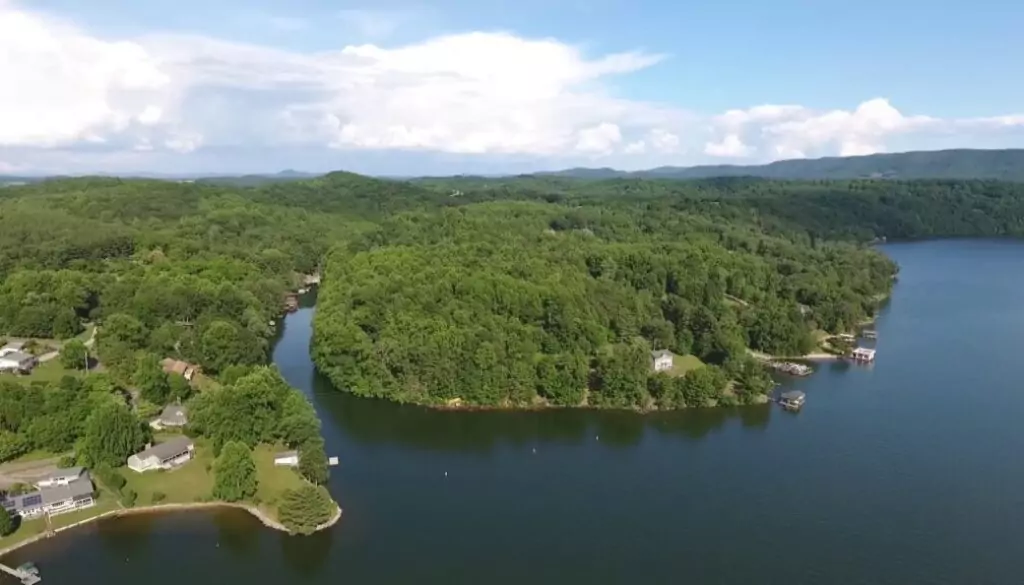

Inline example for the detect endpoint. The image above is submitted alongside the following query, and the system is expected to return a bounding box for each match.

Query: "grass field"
[10,360,82,385]
[253,444,307,513]
[667,353,705,377]
[121,439,216,505]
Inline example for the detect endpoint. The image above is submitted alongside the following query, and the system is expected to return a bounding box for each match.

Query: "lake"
[5,239,1024,584]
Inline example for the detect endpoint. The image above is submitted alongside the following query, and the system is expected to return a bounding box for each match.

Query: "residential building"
[650,349,674,372]
[273,451,300,467]
[0,478,95,519]
[0,340,26,355]
[127,436,195,473]
[150,404,188,430]
[35,467,87,488]
[160,358,198,381]
[0,350,37,373]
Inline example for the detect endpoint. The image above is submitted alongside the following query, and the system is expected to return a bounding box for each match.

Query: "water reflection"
[280,528,334,579]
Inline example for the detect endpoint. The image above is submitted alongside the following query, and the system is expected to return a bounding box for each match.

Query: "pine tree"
[213,441,258,502]
[0,506,15,536]
[298,438,329,485]
[277,485,333,535]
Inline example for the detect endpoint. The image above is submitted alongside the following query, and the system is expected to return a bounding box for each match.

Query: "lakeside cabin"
[0,475,96,519]
[851,347,877,362]
[778,390,806,411]
[127,436,195,473]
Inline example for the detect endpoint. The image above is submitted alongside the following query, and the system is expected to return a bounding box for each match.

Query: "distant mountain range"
[539,149,1024,181]
[3,149,1024,186]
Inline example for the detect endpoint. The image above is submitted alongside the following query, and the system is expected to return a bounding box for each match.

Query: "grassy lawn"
[11,360,83,385]
[253,444,307,516]
[121,439,216,505]
[0,492,119,550]
[667,353,705,377]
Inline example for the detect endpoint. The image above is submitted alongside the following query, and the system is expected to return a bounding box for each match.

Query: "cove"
[4,239,1024,585]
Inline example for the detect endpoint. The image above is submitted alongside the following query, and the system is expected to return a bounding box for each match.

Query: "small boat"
[17,562,39,575]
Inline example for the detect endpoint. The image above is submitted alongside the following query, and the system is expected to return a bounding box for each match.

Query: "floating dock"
[0,561,41,584]
[850,347,876,362]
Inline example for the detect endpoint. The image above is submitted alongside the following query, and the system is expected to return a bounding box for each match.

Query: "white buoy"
[444,471,448,477]
[532,448,536,454]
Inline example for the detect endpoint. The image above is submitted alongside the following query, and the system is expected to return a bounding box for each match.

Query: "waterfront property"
[650,350,674,372]
[0,477,95,519]
[127,437,195,473]
[273,451,300,467]
[851,347,877,362]
[35,467,86,488]
[767,361,813,376]
[150,404,188,430]
[778,390,806,410]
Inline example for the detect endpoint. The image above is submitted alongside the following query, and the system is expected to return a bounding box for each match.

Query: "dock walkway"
[0,561,41,584]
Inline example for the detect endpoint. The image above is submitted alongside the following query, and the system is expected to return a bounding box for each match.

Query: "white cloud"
[1,0,1024,174]
[704,134,750,158]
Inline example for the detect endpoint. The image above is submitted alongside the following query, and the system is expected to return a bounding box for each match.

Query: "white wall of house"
[274,455,299,467]
[653,356,673,371]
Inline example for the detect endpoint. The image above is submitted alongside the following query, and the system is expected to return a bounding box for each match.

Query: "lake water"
[5,240,1024,584]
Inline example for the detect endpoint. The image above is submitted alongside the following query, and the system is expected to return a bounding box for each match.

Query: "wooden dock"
[0,561,41,584]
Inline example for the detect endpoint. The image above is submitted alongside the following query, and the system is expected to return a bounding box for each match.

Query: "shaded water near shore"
[5,240,1024,584]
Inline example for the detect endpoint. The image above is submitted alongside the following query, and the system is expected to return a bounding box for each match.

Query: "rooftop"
[780,390,806,400]
[275,450,299,459]
[651,350,672,359]
[41,466,85,481]
[0,350,35,363]
[134,436,194,461]
[1,478,94,513]
[159,404,188,425]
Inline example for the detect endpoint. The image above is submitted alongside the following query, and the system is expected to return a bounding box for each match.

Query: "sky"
[2,0,1024,176]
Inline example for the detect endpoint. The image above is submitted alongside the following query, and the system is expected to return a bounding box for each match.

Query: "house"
[0,478,95,519]
[150,404,188,430]
[0,350,37,373]
[127,436,195,473]
[274,451,300,467]
[35,467,87,488]
[650,350,674,372]
[160,358,198,381]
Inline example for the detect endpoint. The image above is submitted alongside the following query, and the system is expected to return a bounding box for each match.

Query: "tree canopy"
[213,440,258,502]
[278,485,335,535]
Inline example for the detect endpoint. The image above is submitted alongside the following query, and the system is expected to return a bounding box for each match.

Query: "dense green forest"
[3,172,1024,414]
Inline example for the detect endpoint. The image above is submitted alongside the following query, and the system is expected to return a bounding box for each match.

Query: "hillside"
[540,149,1024,181]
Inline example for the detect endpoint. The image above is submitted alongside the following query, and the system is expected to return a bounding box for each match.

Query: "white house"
[127,436,195,473]
[35,467,86,488]
[273,451,300,467]
[0,350,37,373]
[651,350,674,372]
[0,478,95,519]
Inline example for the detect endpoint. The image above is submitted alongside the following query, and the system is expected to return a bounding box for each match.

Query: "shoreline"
[0,500,343,560]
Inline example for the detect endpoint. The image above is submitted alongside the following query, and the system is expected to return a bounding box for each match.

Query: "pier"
[0,561,41,584]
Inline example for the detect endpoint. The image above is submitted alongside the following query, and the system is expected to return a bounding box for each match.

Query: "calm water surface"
[5,240,1024,584]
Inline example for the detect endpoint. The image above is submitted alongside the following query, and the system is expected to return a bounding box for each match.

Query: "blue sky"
[2,0,1023,175]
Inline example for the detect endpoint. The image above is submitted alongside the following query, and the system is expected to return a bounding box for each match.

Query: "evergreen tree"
[298,438,329,485]
[213,441,258,502]
[0,506,15,536]
[278,485,334,535]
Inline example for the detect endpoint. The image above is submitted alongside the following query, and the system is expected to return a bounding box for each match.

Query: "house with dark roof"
[0,478,95,519]
[150,404,188,429]
[127,436,195,473]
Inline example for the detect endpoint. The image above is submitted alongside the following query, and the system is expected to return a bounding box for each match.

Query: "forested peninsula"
[1,174,1024,418]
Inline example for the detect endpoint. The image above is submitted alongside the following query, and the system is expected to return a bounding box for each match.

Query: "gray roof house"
[0,477,95,519]
[151,404,188,429]
[0,350,38,372]
[127,436,195,473]
[36,466,87,488]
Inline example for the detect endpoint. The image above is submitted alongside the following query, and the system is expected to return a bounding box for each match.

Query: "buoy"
[444,471,448,477]
[532,448,536,454]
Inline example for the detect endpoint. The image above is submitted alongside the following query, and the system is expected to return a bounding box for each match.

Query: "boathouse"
[779,390,806,410]
[851,347,876,362]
